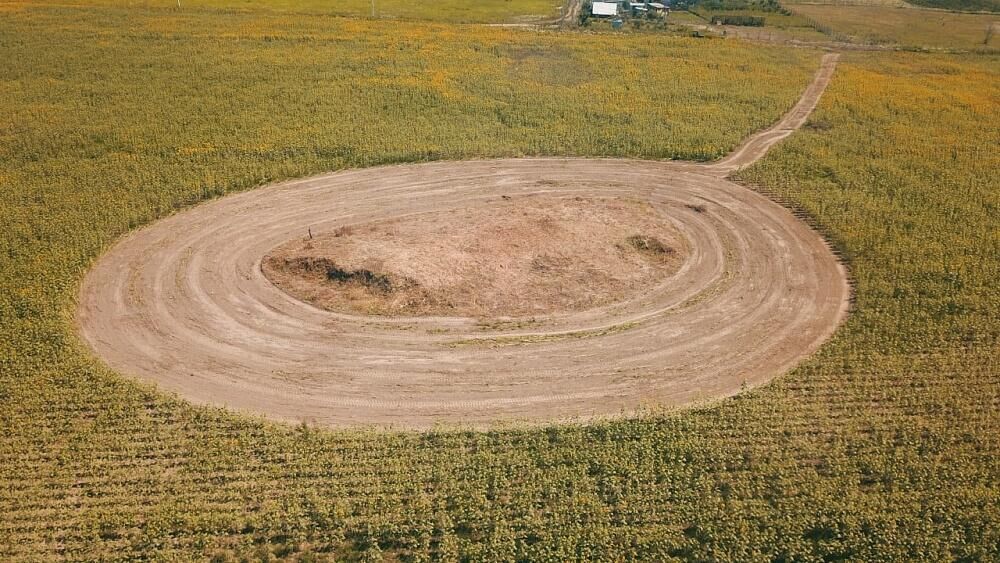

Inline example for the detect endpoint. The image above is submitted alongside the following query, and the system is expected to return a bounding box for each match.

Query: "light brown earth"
[262,196,687,318]
[77,54,848,429]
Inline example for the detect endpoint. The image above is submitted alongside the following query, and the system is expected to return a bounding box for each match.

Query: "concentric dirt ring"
[77,55,848,429]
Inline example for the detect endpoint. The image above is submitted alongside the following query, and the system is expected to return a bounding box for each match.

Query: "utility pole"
[371,0,376,17]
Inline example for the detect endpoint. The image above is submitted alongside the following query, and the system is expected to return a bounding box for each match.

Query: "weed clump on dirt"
[326,265,394,293]
[625,234,675,257]
[269,257,402,294]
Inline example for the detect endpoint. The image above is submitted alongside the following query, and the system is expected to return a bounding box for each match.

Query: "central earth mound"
[262,196,687,318]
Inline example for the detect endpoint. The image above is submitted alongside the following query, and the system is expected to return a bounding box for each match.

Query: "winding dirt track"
[78,54,848,429]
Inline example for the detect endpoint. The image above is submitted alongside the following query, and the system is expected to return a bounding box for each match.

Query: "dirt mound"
[262,196,686,318]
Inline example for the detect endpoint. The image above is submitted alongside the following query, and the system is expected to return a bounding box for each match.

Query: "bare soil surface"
[263,196,687,318]
[77,54,847,429]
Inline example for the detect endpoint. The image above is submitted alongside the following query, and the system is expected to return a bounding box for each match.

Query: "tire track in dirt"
[77,54,846,429]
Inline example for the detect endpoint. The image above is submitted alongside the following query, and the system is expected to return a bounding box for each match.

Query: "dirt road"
[77,54,847,429]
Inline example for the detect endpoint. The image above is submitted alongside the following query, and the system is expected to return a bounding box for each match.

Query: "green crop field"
[780,0,908,6]
[788,4,999,48]
[20,0,563,22]
[1,1,999,561]
[907,0,1000,13]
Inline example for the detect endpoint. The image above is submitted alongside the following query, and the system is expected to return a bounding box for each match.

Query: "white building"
[591,1,619,16]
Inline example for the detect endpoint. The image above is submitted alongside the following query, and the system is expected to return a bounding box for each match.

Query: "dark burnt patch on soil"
[267,256,411,294]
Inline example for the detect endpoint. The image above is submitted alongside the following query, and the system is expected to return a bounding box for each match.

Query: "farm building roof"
[592,2,618,16]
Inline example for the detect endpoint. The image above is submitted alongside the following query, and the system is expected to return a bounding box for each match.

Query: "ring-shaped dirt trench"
[77,158,850,429]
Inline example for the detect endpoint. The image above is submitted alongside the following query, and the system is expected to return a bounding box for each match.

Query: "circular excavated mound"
[77,158,850,429]
[262,195,688,318]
